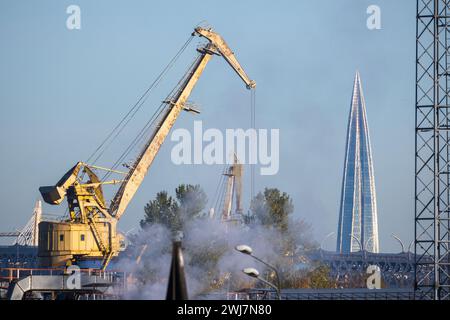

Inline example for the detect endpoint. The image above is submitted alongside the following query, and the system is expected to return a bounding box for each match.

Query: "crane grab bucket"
[39,162,83,205]
[39,185,65,205]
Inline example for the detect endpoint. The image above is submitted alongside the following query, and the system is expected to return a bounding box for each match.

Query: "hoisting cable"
[210,164,228,219]
[101,100,167,181]
[250,88,256,201]
[125,53,204,162]
[85,34,194,166]
[101,53,204,182]
[215,175,228,220]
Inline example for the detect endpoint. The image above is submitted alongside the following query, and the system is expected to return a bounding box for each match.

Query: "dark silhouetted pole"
[166,241,188,300]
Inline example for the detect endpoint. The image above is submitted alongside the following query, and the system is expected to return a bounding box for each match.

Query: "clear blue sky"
[0,0,415,252]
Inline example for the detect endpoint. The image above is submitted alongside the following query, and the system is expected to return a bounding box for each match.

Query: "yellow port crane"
[38,26,255,270]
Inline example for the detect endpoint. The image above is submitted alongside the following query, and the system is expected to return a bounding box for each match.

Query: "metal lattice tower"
[415,0,450,300]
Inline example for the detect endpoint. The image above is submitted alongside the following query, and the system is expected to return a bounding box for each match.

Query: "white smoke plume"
[115,185,316,300]
[116,214,313,299]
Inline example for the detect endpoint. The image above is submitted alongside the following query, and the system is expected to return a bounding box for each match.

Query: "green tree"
[140,191,180,231]
[247,187,323,291]
[137,185,324,294]
[140,184,208,233]
[175,184,208,224]
[307,265,336,289]
[250,188,294,231]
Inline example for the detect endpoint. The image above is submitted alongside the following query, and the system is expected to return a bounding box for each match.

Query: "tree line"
[133,184,338,294]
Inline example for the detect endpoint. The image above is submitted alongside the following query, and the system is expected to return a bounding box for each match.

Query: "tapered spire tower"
[336,71,379,254]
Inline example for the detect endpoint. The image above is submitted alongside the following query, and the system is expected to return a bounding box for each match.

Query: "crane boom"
[194,27,256,89]
[110,51,212,219]
[111,28,255,220]
[38,26,255,269]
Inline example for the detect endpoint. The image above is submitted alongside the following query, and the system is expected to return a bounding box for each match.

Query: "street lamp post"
[242,268,281,300]
[319,232,336,259]
[407,240,414,261]
[320,232,335,251]
[391,234,405,253]
[349,234,363,251]
[407,240,413,253]
[235,245,281,300]
[364,235,375,252]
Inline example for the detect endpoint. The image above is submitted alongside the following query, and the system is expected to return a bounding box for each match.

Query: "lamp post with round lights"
[242,267,281,300]
[235,245,281,300]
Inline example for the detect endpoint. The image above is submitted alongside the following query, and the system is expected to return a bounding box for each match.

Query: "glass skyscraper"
[336,71,379,253]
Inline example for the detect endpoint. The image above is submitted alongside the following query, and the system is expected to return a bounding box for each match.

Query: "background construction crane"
[38,26,255,270]
[208,154,245,227]
[222,156,243,222]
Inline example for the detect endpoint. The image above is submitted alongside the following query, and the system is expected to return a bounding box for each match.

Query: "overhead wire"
[250,88,256,201]
[78,29,256,219]
[85,34,195,167]
[101,52,204,182]
[129,53,204,160]
[210,164,229,219]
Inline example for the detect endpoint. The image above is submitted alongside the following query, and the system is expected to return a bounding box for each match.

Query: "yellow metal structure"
[221,155,243,223]
[38,27,255,270]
